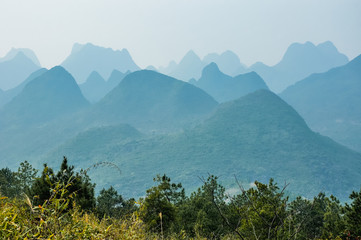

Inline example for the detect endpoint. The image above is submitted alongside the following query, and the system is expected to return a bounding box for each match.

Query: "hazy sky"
[0,0,360,68]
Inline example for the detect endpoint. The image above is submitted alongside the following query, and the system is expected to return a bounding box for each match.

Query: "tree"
[29,164,55,205]
[0,167,19,198]
[228,179,289,239]
[140,174,185,233]
[345,187,361,237]
[96,186,137,218]
[30,157,96,211]
[15,160,38,195]
[178,175,229,238]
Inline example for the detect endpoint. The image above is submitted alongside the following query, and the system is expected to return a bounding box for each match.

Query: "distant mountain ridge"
[0,51,41,90]
[193,62,268,102]
[0,48,41,66]
[79,70,129,103]
[0,66,89,128]
[61,43,139,83]
[158,41,348,93]
[250,41,349,92]
[159,50,248,81]
[280,54,361,152]
[0,68,48,108]
[203,50,247,76]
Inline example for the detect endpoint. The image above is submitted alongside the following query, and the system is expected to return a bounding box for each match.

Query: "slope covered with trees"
[46,90,361,200]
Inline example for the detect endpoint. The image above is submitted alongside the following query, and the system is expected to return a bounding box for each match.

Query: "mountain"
[79,71,108,103]
[145,65,158,71]
[280,54,361,152]
[46,90,361,200]
[0,48,41,66]
[88,70,218,131]
[160,50,248,81]
[0,66,89,128]
[158,60,177,75]
[203,50,247,76]
[0,52,41,90]
[0,68,47,108]
[61,43,139,83]
[165,50,206,81]
[250,41,349,92]
[193,62,269,102]
[80,70,129,103]
[106,69,128,91]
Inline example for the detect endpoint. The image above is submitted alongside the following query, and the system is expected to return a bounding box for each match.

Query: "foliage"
[0,181,149,239]
[1,159,361,239]
[139,174,185,234]
[345,187,361,237]
[16,160,38,195]
[178,175,229,238]
[30,156,96,211]
[96,186,137,218]
[0,167,18,198]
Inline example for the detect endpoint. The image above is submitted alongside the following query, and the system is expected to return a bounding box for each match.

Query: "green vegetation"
[1,158,361,239]
[46,90,361,201]
[89,70,218,131]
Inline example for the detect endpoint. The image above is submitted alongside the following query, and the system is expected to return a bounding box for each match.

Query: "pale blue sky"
[0,0,360,68]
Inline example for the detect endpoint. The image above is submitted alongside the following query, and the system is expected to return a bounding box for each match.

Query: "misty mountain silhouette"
[0,48,41,66]
[0,68,47,108]
[193,62,268,102]
[79,71,107,103]
[0,52,41,90]
[281,54,361,152]
[48,90,361,200]
[167,50,205,81]
[88,70,218,131]
[250,41,349,92]
[203,50,247,76]
[0,66,89,128]
[61,43,139,83]
[106,69,128,90]
[159,50,248,81]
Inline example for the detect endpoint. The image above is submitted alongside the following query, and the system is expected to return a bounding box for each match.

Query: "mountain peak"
[86,71,105,84]
[204,89,309,133]
[181,50,202,63]
[202,62,221,76]
[0,65,88,126]
[62,43,139,83]
[120,48,130,56]
[0,48,41,66]
[92,69,217,130]
[220,50,240,60]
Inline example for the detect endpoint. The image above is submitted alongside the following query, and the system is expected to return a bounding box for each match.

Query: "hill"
[88,70,218,131]
[166,50,205,81]
[79,71,108,103]
[0,66,89,128]
[0,52,41,90]
[159,50,248,81]
[0,48,41,66]
[203,50,247,76]
[106,69,128,91]
[46,90,361,200]
[250,41,349,92]
[0,68,47,108]
[61,43,139,83]
[280,54,361,152]
[194,62,268,102]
